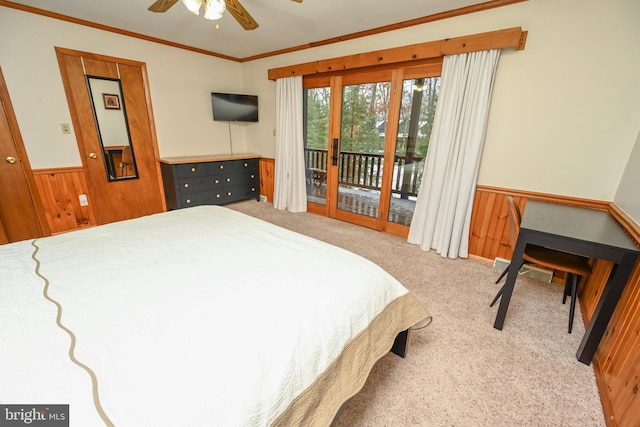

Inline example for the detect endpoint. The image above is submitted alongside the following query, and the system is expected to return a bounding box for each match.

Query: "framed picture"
[102,93,121,110]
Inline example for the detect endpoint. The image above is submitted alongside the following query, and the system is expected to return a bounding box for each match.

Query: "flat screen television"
[211,92,259,122]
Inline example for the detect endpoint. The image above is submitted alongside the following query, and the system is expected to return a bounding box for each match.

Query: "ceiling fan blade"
[224,0,259,30]
[148,0,180,13]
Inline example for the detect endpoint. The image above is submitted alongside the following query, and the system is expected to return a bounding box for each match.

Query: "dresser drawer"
[235,158,259,172]
[180,184,259,207]
[176,159,258,178]
[178,171,257,193]
[161,156,261,210]
[176,161,227,178]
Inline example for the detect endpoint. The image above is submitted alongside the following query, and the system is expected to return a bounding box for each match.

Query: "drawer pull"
[214,179,220,184]
[250,174,255,179]
[251,187,255,192]
[219,165,224,169]
[184,183,189,188]
[227,191,232,196]
[191,167,196,173]
[243,162,248,167]
[186,199,191,204]
[216,194,221,198]
[226,178,231,182]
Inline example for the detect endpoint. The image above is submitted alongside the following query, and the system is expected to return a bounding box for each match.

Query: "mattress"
[0,205,430,426]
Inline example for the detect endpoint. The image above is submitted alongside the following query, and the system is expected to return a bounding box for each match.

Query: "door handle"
[6,156,16,164]
[332,138,339,166]
[89,152,98,159]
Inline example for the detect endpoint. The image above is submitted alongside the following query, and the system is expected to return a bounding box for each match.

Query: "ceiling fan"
[148,0,303,31]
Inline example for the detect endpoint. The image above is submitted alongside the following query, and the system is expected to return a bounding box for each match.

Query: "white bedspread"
[0,240,105,426]
[1,206,427,426]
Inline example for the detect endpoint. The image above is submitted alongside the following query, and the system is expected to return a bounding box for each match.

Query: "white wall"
[243,0,640,201]
[0,7,245,167]
[2,0,639,203]
[614,130,640,224]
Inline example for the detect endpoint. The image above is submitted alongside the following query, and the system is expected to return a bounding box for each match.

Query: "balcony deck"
[305,148,422,226]
[306,182,417,226]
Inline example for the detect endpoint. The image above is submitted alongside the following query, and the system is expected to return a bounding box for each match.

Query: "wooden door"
[0,68,48,243]
[56,48,165,224]
[304,63,441,238]
[329,71,396,231]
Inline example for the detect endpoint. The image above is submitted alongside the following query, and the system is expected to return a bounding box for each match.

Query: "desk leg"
[493,234,528,330]
[576,253,638,364]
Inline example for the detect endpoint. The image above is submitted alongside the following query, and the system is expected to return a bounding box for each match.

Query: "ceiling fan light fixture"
[203,0,226,20]
[181,0,203,15]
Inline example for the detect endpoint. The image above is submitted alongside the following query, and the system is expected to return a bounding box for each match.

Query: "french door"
[304,64,441,237]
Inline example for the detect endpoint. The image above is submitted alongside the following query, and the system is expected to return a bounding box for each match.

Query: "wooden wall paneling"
[609,285,640,427]
[602,203,640,427]
[468,190,491,257]
[469,190,522,261]
[33,168,97,234]
[580,260,614,322]
[470,185,640,427]
[259,157,274,203]
[596,265,640,427]
[488,193,510,259]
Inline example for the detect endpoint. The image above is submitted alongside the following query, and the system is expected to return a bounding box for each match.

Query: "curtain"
[273,76,307,212]
[408,49,501,259]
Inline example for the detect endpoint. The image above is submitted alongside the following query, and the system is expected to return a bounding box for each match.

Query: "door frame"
[0,67,49,242]
[328,70,397,231]
[305,62,442,238]
[55,47,166,224]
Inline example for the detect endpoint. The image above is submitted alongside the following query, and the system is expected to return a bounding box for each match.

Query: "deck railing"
[304,148,424,198]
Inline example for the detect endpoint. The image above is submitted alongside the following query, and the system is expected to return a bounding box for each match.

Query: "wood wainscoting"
[471,185,640,427]
[33,167,97,234]
[259,157,274,203]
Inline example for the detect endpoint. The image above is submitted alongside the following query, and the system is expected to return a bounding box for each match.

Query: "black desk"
[493,200,639,364]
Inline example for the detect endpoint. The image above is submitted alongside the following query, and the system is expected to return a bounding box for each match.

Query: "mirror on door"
[86,76,138,181]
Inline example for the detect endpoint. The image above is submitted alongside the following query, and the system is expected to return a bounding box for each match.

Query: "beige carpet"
[227,200,605,426]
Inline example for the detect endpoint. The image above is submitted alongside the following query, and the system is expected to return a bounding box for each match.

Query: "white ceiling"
[6,0,497,60]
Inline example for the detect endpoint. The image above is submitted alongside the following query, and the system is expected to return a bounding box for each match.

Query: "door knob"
[89,152,98,159]
[6,156,16,164]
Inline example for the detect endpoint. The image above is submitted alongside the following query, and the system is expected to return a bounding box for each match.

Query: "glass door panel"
[388,76,440,225]
[337,81,390,219]
[304,87,330,206]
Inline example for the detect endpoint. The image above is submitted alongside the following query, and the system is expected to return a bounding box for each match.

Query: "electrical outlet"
[60,123,71,134]
[79,194,88,206]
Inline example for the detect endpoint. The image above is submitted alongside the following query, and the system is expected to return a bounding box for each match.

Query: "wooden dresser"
[160,154,260,210]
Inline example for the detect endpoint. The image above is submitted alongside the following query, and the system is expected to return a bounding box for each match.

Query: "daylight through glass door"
[336,81,390,220]
[303,63,441,236]
[387,76,440,225]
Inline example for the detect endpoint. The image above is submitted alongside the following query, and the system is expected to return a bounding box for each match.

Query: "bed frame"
[391,329,411,358]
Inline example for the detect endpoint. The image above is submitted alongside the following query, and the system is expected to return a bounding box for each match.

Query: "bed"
[0,205,430,426]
